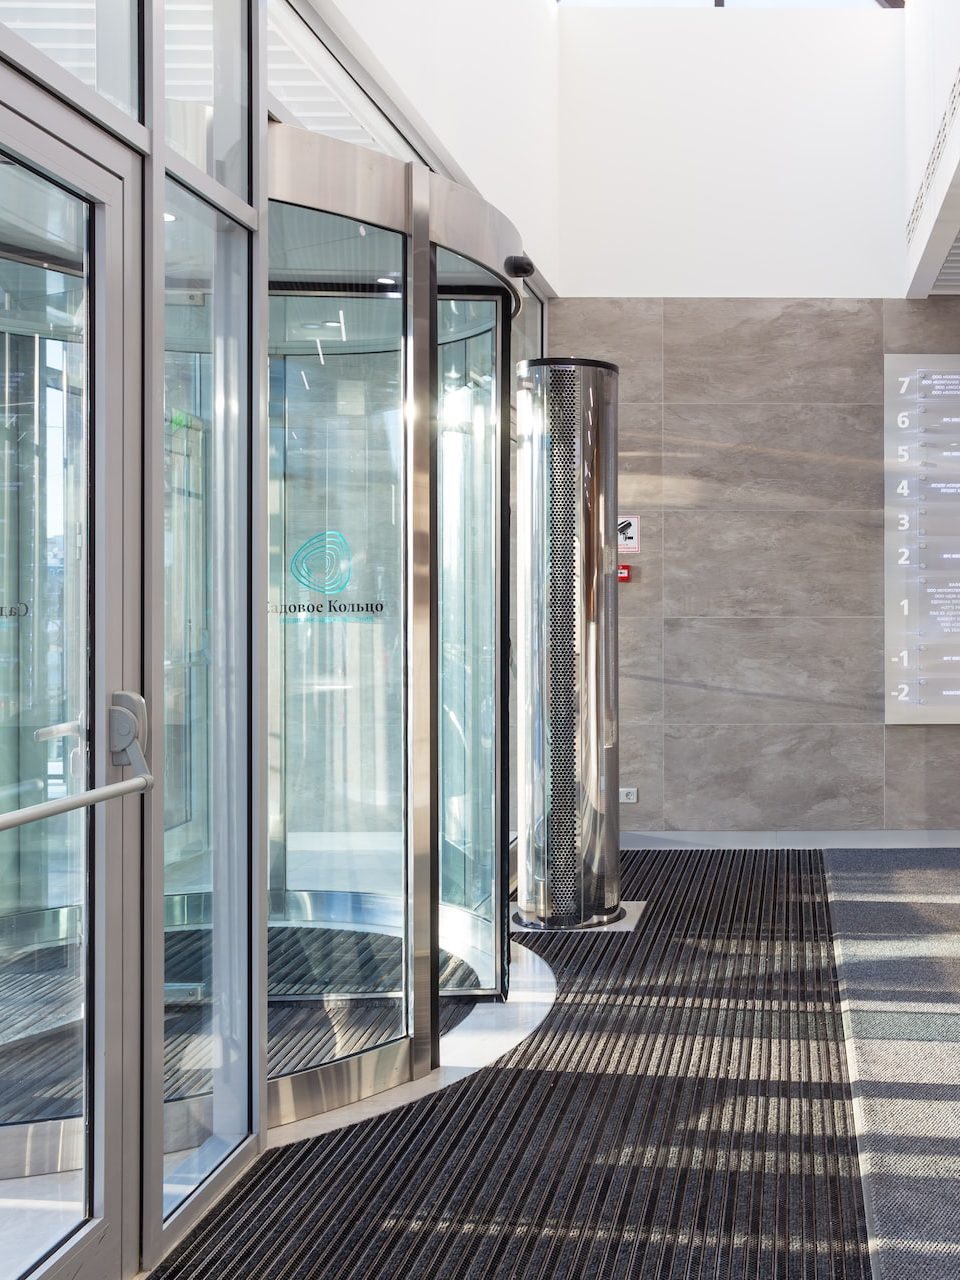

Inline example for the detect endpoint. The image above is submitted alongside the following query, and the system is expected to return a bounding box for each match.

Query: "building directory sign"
[885,355,960,724]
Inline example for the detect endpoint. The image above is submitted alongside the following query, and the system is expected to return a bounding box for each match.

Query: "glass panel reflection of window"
[165,0,249,198]
[267,202,407,1077]
[162,180,249,1216]
[0,1,138,115]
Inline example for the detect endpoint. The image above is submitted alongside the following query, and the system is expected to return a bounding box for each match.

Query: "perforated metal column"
[515,358,620,929]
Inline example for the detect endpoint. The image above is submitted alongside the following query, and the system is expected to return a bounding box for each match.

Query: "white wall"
[315,0,561,288]
[558,9,905,298]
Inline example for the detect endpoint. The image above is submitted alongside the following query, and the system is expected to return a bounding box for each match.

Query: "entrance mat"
[153,848,869,1280]
[0,931,477,1123]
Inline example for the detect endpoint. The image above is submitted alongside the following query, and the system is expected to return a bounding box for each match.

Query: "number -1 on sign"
[618,516,639,554]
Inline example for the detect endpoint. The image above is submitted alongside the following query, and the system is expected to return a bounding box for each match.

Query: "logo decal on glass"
[290,531,352,595]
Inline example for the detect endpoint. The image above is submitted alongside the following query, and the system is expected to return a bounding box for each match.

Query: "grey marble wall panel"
[663,299,883,404]
[662,509,883,618]
[884,726,960,829]
[662,725,885,831]
[618,402,662,508]
[539,295,960,832]
[548,298,662,402]
[662,618,883,724]
[883,299,960,355]
[617,722,663,831]
[661,403,882,510]
[618,616,663,726]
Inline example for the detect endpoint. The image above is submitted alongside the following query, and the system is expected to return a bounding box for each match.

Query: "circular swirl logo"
[290,531,352,595]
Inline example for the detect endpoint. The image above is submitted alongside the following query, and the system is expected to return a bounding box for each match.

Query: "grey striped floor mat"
[0,929,476,1123]
[152,848,870,1280]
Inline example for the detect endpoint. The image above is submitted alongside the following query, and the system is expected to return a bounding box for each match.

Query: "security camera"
[504,254,535,279]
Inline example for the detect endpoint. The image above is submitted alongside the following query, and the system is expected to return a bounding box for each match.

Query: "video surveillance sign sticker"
[618,516,639,554]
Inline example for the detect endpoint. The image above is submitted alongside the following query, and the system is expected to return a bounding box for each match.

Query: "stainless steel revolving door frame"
[264,124,521,1127]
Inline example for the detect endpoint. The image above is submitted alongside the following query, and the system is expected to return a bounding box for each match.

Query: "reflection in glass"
[163,180,249,1215]
[437,283,501,992]
[165,0,248,198]
[0,1,138,116]
[267,202,409,1076]
[0,160,89,1277]
[265,0,420,161]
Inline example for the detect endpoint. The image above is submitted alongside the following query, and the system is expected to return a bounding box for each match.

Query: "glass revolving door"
[266,202,411,1089]
[265,123,525,1121]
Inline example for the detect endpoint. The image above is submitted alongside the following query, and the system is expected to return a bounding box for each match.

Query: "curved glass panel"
[267,201,407,1077]
[436,248,505,993]
[0,159,89,1276]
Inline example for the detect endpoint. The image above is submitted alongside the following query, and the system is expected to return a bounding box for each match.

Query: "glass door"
[0,142,141,1280]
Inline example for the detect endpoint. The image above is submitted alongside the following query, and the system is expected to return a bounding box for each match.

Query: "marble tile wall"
[546,296,960,832]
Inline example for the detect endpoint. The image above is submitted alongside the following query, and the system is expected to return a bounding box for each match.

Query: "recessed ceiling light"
[377,277,395,286]
[163,212,176,223]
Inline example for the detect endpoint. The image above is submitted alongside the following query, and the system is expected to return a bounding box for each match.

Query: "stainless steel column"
[516,358,621,929]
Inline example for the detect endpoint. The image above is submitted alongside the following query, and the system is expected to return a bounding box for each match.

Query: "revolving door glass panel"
[267,202,409,1076]
[0,159,90,1276]
[436,248,506,995]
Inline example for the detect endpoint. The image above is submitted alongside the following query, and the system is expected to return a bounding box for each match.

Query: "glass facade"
[0,7,524,1275]
[162,180,250,1215]
[0,158,90,1277]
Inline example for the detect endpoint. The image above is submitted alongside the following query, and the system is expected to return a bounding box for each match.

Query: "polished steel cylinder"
[515,357,620,928]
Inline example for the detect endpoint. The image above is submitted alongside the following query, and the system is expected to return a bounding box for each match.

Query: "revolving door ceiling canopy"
[259,124,522,1126]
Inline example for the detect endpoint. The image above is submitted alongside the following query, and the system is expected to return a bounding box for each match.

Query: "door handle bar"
[34,719,82,743]
[0,691,153,834]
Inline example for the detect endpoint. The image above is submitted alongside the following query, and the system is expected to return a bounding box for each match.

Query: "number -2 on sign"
[618,516,639,554]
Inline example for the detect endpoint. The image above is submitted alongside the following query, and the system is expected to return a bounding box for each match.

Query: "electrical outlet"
[619,787,638,804]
